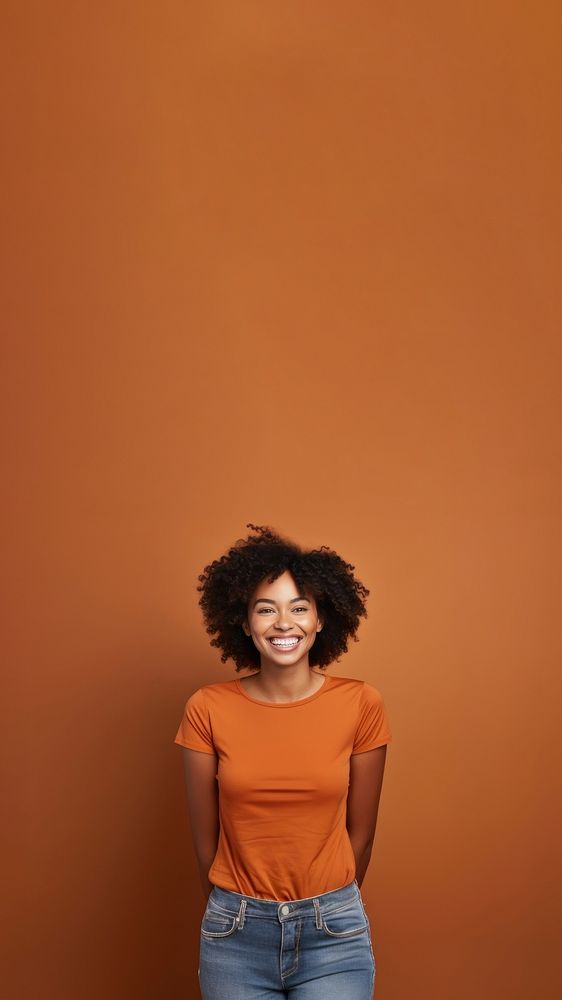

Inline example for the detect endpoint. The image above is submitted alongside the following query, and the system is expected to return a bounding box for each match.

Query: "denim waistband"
[207,878,361,928]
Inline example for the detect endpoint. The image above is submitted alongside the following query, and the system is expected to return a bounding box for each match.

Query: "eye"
[256,606,309,614]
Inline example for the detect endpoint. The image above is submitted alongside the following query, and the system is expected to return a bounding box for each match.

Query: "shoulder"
[328,676,388,718]
[185,678,238,706]
[359,680,385,704]
[328,674,384,699]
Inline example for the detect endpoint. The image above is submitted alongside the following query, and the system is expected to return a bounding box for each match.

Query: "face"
[242,570,323,668]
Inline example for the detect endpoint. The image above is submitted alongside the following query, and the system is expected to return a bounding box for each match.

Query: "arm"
[180,747,220,900]
[346,745,388,889]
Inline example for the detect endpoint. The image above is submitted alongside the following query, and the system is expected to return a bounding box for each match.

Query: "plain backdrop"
[2,2,561,998]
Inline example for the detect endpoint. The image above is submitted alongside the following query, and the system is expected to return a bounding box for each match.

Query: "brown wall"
[3,3,560,998]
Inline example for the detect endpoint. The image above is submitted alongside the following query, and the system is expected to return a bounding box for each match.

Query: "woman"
[174,523,392,999]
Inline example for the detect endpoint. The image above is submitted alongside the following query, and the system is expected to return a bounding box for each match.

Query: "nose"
[274,615,294,631]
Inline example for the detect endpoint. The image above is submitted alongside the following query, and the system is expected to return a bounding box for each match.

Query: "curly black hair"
[196,523,370,671]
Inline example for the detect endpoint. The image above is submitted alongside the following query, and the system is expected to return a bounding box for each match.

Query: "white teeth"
[270,638,300,646]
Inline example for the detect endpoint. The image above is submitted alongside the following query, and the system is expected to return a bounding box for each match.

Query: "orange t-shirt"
[173,668,392,901]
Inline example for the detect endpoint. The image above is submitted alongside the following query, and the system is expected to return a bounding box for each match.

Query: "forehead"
[250,571,313,602]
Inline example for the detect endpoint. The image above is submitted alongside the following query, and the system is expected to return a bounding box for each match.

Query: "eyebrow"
[253,596,310,607]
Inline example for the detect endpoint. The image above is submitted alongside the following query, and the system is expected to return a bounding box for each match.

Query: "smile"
[267,637,303,649]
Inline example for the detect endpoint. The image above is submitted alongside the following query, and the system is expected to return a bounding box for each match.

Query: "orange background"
[3,3,561,998]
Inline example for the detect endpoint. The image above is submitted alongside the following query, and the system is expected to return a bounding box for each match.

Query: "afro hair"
[196,523,370,671]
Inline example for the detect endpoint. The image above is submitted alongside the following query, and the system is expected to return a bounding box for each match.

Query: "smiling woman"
[174,523,392,999]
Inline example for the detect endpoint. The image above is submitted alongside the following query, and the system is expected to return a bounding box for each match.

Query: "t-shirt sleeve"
[174,687,217,754]
[351,682,392,754]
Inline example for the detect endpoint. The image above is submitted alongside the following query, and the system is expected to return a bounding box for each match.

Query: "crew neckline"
[235,670,331,707]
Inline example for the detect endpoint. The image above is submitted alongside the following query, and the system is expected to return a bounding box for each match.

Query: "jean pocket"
[201,905,241,939]
[320,897,369,938]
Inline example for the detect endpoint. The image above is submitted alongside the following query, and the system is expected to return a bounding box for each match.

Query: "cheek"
[252,616,269,631]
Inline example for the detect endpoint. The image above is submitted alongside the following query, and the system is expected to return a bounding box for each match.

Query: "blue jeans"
[198,878,376,999]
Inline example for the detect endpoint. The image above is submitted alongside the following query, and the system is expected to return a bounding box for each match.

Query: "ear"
[242,620,251,636]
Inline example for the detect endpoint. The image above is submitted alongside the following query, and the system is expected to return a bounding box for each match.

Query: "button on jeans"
[198,878,376,999]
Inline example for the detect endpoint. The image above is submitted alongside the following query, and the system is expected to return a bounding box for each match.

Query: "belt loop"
[313,898,322,929]
[236,898,247,929]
